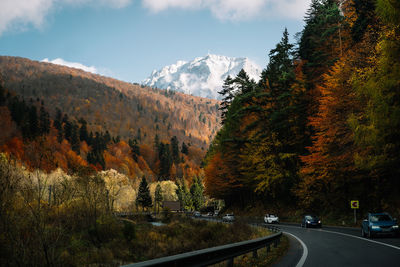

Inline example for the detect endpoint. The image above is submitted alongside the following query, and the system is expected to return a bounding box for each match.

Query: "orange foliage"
[2,137,24,161]
[204,152,238,199]
[0,107,17,146]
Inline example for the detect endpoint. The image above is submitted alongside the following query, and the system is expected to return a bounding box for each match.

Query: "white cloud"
[142,0,311,20]
[0,0,134,36]
[41,58,98,73]
[63,0,133,8]
[0,0,310,36]
[0,0,53,35]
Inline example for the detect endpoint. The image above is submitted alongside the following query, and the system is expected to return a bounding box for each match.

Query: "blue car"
[361,212,399,238]
[301,215,322,228]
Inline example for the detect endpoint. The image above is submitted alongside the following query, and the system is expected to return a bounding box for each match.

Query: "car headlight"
[318,220,321,224]
[306,221,310,224]
[393,225,399,229]
[371,225,380,230]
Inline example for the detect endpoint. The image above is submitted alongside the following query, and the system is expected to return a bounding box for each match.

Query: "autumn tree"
[348,0,400,209]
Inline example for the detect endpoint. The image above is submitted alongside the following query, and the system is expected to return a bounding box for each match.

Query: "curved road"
[276,223,400,267]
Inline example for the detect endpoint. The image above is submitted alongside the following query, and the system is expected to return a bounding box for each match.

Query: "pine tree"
[129,138,140,161]
[170,136,180,164]
[218,76,235,123]
[63,115,72,142]
[154,183,163,213]
[158,142,172,179]
[181,142,188,155]
[234,69,252,94]
[39,105,50,135]
[136,176,152,211]
[190,178,204,211]
[0,81,5,106]
[79,118,89,142]
[28,105,38,139]
[70,122,80,154]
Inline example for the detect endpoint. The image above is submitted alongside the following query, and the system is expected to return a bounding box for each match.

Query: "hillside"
[0,56,221,150]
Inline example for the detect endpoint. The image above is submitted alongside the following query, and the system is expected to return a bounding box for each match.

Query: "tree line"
[204,0,400,216]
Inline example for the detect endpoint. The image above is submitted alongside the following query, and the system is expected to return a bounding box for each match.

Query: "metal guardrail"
[122,222,282,267]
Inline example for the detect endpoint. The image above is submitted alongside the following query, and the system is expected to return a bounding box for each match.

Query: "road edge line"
[284,232,308,267]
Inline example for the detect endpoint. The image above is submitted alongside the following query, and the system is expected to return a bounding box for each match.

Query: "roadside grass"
[122,214,275,264]
[210,235,289,267]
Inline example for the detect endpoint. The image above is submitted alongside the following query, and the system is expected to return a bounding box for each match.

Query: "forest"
[0,60,212,265]
[204,0,400,217]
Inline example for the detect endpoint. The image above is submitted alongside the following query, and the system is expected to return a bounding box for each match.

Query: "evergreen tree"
[63,115,72,142]
[170,136,180,164]
[190,178,204,211]
[129,138,140,161]
[181,142,189,155]
[154,134,160,150]
[158,142,172,179]
[104,130,111,144]
[154,183,163,213]
[39,105,50,135]
[27,105,38,139]
[234,69,252,94]
[79,118,89,142]
[136,128,141,141]
[175,182,183,210]
[0,82,5,106]
[136,176,152,211]
[54,108,62,131]
[70,122,80,154]
[218,76,235,123]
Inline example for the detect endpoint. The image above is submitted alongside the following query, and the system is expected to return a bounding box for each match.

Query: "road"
[275,223,400,267]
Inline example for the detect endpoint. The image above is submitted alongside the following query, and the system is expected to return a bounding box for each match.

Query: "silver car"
[264,214,279,224]
[222,214,235,222]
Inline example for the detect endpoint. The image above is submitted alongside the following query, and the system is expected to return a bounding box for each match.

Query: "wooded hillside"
[0,56,220,149]
[204,0,400,217]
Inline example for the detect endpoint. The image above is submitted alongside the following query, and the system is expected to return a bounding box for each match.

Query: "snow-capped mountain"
[142,54,262,100]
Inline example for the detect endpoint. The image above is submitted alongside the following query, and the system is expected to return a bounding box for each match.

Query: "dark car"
[361,212,399,238]
[301,215,322,228]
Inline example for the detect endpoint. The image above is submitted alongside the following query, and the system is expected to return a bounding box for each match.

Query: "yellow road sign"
[351,200,359,209]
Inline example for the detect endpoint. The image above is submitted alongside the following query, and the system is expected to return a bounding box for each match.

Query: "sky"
[0,0,312,83]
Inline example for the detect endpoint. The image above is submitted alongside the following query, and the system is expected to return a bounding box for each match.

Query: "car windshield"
[370,214,392,222]
[305,215,318,220]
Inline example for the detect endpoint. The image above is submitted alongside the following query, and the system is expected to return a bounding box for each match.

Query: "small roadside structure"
[163,201,181,212]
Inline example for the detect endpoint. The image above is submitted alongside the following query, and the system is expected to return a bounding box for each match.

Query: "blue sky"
[0,0,311,83]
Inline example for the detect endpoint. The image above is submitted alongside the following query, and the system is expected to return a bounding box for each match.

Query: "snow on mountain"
[142,54,262,100]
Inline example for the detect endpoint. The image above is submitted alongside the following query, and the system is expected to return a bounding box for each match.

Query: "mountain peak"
[142,54,261,100]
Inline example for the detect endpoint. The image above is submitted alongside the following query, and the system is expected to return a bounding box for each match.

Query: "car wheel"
[368,228,373,238]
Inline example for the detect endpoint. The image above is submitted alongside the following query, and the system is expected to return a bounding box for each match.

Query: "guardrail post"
[253,249,258,259]
[227,257,234,267]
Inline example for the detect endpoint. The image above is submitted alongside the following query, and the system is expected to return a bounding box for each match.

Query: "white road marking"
[280,224,400,251]
[284,232,308,267]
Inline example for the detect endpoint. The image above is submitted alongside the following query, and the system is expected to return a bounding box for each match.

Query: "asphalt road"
[276,223,400,267]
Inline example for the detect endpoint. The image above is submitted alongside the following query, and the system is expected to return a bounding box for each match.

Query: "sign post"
[350,200,359,224]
